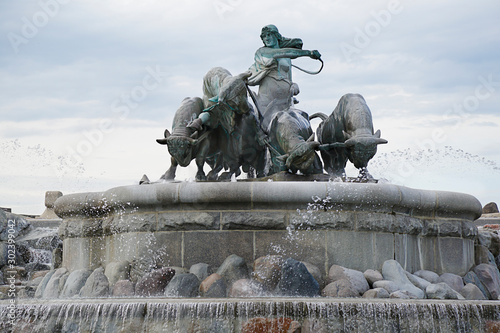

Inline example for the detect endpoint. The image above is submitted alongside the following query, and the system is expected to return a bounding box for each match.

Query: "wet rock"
[463,270,490,299]
[164,273,200,297]
[216,254,250,286]
[478,230,492,248]
[381,260,424,298]
[322,280,358,298]
[276,258,319,297]
[135,267,175,297]
[483,202,499,214]
[363,269,383,287]
[328,265,369,295]
[105,261,131,287]
[189,263,212,282]
[112,280,135,297]
[405,271,431,290]
[34,269,56,298]
[2,265,26,282]
[474,264,500,300]
[42,267,68,299]
[59,272,69,294]
[32,270,50,280]
[252,255,283,290]
[302,261,324,289]
[389,290,412,299]
[0,211,30,241]
[490,233,500,257]
[426,282,464,300]
[460,283,487,300]
[413,270,439,284]
[228,278,266,297]
[373,280,400,294]
[61,269,92,298]
[168,266,188,275]
[363,287,390,298]
[438,273,465,292]
[25,276,44,298]
[25,262,51,280]
[475,245,496,266]
[79,267,110,298]
[200,273,227,298]
[241,317,300,333]
[0,243,7,268]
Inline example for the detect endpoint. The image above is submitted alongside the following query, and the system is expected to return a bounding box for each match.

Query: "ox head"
[217,71,252,114]
[343,129,388,169]
[277,134,320,172]
[156,129,199,167]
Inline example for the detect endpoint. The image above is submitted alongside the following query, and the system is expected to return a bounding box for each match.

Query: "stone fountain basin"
[54,181,482,276]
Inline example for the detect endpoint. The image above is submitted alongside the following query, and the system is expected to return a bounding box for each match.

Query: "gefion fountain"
[2,25,499,333]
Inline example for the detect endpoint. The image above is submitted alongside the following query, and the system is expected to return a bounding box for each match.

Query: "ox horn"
[374,130,388,144]
[344,137,356,147]
[156,138,168,145]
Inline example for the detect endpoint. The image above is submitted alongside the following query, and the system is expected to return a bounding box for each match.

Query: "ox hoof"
[195,173,207,182]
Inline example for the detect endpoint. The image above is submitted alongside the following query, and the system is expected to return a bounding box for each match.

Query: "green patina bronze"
[157,25,385,182]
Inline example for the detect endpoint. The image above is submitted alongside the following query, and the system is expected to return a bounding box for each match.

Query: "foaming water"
[2,298,499,332]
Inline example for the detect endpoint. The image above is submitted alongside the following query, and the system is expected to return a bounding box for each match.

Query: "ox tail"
[309,112,328,121]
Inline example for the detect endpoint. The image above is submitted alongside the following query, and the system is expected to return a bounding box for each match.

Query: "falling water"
[2,298,500,332]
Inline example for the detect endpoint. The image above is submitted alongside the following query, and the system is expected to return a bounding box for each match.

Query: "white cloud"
[1,0,499,213]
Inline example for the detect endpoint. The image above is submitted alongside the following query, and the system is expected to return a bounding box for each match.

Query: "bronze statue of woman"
[247,24,321,128]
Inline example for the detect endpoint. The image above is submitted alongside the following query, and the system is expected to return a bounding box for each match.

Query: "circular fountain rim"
[54,181,482,220]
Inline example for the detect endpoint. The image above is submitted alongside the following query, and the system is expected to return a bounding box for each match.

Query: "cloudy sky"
[1,0,499,214]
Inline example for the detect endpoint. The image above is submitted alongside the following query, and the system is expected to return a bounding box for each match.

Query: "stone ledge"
[54,181,483,221]
[58,210,475,239]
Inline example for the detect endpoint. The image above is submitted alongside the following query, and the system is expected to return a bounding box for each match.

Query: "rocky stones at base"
[382,260,425,298]
[164,273,200,297]
[112,279,135,297]
[60,269,92,298]
[276,258,320,297]
[15,252,500,301]
[460,283,486,300]
[79,267,109,298]
[363,269,383,287]
[426,282,465,300]
[328,265,369,296]
[413,269,439,284]
[135,267,175,297]
[438,272,465,292]
[322,279,358,298]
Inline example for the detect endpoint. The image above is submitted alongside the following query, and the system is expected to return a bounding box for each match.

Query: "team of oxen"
[157,67,387,181]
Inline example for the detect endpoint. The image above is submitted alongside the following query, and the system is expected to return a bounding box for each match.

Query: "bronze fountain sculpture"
[157,24,387,182]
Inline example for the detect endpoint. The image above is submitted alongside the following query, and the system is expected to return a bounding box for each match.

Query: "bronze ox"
[311,93,387,179]
[156,97,222,181]
[202,67,267,179]
[267,109,323,175]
